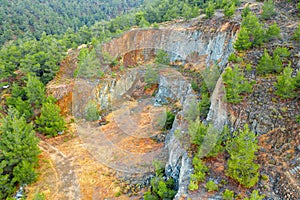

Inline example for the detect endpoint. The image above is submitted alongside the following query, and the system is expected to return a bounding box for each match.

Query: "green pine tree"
[275,66,296,99]
[0,108,40,198]
[257,49,274,75]
[261,0,276,20]
[244,190,265,200]
[234,27,252,50]
[226,124,260,188]
[241,13,264,47]
[25,74,46,108]
[35,99,66,137]
[205,1,215,18]
[265,22,281,41]
[222,65,253,103]
[224,3,236,18]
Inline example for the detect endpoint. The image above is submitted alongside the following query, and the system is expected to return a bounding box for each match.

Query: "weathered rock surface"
[103,21,238,70]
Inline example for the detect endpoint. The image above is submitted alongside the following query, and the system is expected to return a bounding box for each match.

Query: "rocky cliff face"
[103,21,238,70]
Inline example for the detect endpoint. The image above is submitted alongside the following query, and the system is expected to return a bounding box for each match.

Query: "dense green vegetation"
[143,162,176,200]
[0,0,145,45]
[0,108,40,199]
[0,0,298,199]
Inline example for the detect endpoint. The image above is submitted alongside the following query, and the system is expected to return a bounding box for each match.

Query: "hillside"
[0,0,300,200]
[0,0,145,45]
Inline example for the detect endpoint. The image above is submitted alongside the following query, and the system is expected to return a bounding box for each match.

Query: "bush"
[244,190,265,200]
[261,0,276,20]
[205,180,218,192]
[164,111,175,130]
[293,24,300,40]
[188,119,208,145]
[150,176,176,199]
[188,157,209,191]
[295,70,300,89]
[85,101,99,121]
[198,92,211,120]
[155,50,169,65]
[222,189,234,200]
[273,47,290,58]
[241,5,251,18]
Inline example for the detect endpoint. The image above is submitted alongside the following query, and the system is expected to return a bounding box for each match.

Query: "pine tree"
[205,1,215,18]
[0,108,39,198]
[224,3,236,18]
[261,0,276,20]
[275,66,296,99]
[226,124,260,188]
[25,74,46,107]
[257,49,274,75]
[265,22,281,41]
[241,13,264,47]
[35,99,66,137]
[139,17,150,28]
[234,27,252,51]
[222,65,253,103]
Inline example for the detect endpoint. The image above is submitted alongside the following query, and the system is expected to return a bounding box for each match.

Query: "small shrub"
[222,189,234,200]
[164,111,175,130]
[293,24,300,40]
[241,5,251,18]
[189,157,209,191]
[143,191,158,200]
[145,65,159,85]
[205,180,218,192]
[273,47,290,58]
[85,101,99,121]
[296,115,300,123]
[33,192,45,200]
[198,92,211,120]
[155,50,169,65]
[228,53,237,62]
[114,191,121,197]
[191,80,200,92]
[188,119,208,145]
[244,190,265,200]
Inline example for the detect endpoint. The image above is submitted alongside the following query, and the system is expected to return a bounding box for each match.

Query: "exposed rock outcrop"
[103,21,238,70]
